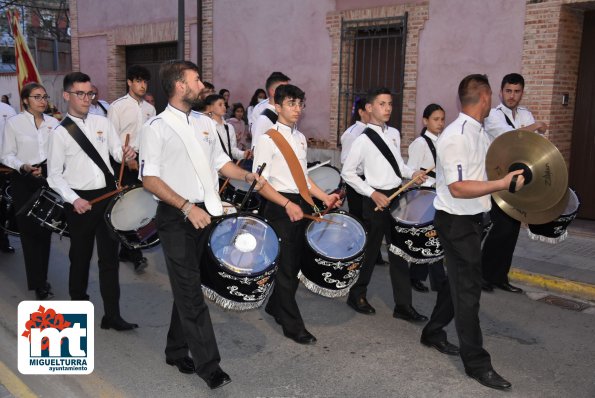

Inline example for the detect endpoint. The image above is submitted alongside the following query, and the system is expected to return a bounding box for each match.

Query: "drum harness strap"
[265,128,320,214]
[261,108,278,124]
[499,108,517,129]
[420,133,437,179]
[362,127,403,180]
[216,123,233,159]
[61,117,116,190]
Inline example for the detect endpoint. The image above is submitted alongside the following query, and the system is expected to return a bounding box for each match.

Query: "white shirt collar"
[167,104,191,123]
[275,122,295,135]
[67,112,88,123]
[423,130,439,141]
[458,112,483,130]
[355,121,366,128]
[367,122,386,134]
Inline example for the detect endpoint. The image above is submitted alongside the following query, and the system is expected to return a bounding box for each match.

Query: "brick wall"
[326,2,429,151]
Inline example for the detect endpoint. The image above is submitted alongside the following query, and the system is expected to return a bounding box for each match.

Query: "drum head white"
[308,165,341,194]
[390,188,436,226]
[109,187,158,231]
[562,188,579,216]
[228,178,252,192]
[306,212,366,260]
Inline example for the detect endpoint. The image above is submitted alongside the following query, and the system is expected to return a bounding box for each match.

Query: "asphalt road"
[1,235,594,398]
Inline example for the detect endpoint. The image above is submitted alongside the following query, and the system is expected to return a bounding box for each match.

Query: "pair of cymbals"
[486,130,568,224]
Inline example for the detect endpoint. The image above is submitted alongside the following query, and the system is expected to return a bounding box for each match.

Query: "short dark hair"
[63,72,91,91]
[204,94,225,107]
[203,81,214,90]
[458,74,491,106]
[21,82,46,109]
[350,97,367,124]
[274,84,305,105]
[365,87,392,105]
[159,60,199,98]
[127,65,151,81]
[501,73,525,90]
[265,72,290,91]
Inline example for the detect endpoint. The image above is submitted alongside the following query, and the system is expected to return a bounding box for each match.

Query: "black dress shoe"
[393,305,428,322]
[481,281,494,292]
[494,282,523,293]
[283,328,317,345]
[203,367,231,390]
[0,243,15,253]
[35,282,54,300]
[467,369,512,390]
[420,335,460,356]
[100,316,139,331]
[346,296,376,314]
[166,356,195,374]
[133,259,148,274]
[411,279,429,293]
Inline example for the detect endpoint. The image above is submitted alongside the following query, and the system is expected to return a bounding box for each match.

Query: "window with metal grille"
[337,14,407,142]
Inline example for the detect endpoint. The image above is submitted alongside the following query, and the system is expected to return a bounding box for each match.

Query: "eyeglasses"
[67,91,97,100]
[283,100,306,109]
[28,95,50,101]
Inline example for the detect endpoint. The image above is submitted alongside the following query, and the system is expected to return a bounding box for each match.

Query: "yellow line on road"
[0,360,37,398]
[510,267,595,301]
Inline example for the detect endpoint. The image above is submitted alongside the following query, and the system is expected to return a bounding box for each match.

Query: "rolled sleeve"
[440,135,467,185]
[138,122,162,179]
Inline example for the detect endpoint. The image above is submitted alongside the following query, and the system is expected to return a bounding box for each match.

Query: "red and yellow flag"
[6,9,42,95]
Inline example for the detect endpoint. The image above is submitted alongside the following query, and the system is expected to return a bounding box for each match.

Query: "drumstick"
[118,134,130,189]
[319,195,339,217]
[306,159,331,173]
[303,213,343,225]
[374,166,435,211]
[219,159,243,194]
[0,167,14,173]
[238,163,266,212]
[89,186,127,205]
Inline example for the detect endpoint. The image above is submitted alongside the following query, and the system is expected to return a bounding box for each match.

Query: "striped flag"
[6,9,42,95]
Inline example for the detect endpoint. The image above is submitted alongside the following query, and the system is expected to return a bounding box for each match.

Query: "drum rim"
[391,185,436,228]
[308,164,342,193]
[207,212,280,277]
[304,210,367,262]
[26,186,69,236]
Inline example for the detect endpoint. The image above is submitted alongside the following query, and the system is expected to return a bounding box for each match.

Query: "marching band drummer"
[47,72,138,330]
[204,94,251,161]
[0,99,17,253]
[253,84,341,345]
[1,82,59,299]
[341,87,428,322]
[406,104,447,293]
[139,60,264,390]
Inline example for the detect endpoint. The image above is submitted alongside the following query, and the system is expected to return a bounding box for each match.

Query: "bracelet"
[179,199,189,210]
[283,199,290,208]
[181,202,194,220]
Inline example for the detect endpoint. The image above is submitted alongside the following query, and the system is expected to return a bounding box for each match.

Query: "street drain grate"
[537,295,590,311]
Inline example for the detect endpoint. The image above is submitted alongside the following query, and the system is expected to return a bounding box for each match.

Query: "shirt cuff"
[64,189,80,205]
[363,185,375,197]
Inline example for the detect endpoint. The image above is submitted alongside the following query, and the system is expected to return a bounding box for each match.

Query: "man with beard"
[107,65,156,273]
[481,73,547,293]
[139,60,264,390]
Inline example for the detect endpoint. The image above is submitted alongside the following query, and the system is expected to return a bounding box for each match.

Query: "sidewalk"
[510,221,595,301]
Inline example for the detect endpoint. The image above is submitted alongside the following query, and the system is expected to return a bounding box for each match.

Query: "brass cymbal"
[492,188,570,224]
[486,129,568,212]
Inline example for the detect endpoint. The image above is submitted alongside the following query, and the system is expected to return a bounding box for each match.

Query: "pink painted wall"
[78,35,108,99]
[415,0,526,133]
[212,0,335,140]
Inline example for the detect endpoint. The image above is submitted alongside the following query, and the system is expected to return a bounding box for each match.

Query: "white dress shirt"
[0,102,17,153]
[484,103,535,141]
[340,121,367,165]
[88,100,110,116]
[140,105,231,203]
[433,113,492,215]
[407,131,439,187]
[341,123,414,197]
[252,122,308,194]
[1,111,59,170]
[108,94,156,151]
[215,120,245,160]
[251,101,276,149]
[248,98,270,128]
[47,113,124,204]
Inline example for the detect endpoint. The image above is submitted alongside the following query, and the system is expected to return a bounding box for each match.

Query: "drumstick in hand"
[118,134,130,189]
[303,213,343,225]
[374,166,435,211]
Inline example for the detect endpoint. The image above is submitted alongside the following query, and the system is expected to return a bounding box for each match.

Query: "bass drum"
[201,213,280,311]
[528,188,579,244]
[299,210,366,297]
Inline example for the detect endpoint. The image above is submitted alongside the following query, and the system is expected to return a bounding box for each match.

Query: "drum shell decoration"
[299,210,367,298]
[201,213,280,311]
[388,187,443,264]
[527,188,580,244]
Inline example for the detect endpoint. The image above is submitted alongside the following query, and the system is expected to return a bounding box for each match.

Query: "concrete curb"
[510,267,595,301]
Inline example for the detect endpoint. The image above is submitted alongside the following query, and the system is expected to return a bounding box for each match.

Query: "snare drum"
[221,178,261,212]
[528,188,579,244]
[388,186,443,264]
[201,214,280,311]
[308,164,342,195]
[299,211,366,297]
[26,187,69,236]
[0,180,19,236]
[104,185,159,249]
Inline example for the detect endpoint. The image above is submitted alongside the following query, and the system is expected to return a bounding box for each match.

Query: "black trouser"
[346,182,385,263]
[348,187,412,308]
[423,210,492,374]
[156,202,221,379]
[11,172,52,290]
[264,192,312,334]
[410,261,447,291]
[64,187,121,319]
[481,198,520,284]
[111,156,144,262]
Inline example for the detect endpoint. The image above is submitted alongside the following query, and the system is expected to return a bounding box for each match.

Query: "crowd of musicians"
[0,61,548,390]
